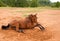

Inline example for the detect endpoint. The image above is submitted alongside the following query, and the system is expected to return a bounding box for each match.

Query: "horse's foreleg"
[38,24,45,30]
[16,24,20,32]
[35,23,45,30]
[39,25,45,30]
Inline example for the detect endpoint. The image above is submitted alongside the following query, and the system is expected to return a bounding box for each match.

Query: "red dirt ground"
[0,8,60,41]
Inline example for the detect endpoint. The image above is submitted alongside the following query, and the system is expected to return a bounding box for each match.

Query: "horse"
[1,14,45,32]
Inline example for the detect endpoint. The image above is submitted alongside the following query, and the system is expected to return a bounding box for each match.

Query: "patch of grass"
[22,13,29,17]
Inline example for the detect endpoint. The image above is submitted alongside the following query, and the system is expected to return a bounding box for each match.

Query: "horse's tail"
[2,24,10,30]
[7,24,10,27]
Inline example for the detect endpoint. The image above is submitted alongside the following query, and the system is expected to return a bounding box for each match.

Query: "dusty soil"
[0,7,60,41]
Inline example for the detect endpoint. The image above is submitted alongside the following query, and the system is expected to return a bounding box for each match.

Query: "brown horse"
[2,14,45,32]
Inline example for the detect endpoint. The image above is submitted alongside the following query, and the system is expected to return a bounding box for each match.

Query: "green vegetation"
[0,0,60,8]
[55,1,60,8]
[51,1,60,8]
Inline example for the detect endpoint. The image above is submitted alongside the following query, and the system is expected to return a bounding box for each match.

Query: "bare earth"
[0,7,60,41]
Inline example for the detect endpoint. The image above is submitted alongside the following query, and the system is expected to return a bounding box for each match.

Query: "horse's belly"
[26,23,32,29]
[19,21,26,28]
[19,21,33,29]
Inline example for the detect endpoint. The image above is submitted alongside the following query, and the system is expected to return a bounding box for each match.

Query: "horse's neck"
[26,18,34,25]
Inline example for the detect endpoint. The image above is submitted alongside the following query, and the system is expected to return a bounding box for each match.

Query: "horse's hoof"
[20,30,25,33]
[41,27,45,31]
[17,30,25,33]
[20,31,25,34]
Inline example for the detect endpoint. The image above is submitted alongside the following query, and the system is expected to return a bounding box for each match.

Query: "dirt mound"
[0,27,52,41]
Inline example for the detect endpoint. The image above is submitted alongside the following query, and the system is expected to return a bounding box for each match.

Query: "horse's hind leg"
[20,29,24,33]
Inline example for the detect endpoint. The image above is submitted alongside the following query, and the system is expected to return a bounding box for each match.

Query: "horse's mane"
[26,14,33,24]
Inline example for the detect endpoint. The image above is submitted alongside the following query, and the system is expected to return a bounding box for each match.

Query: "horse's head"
[28,14,37,24]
